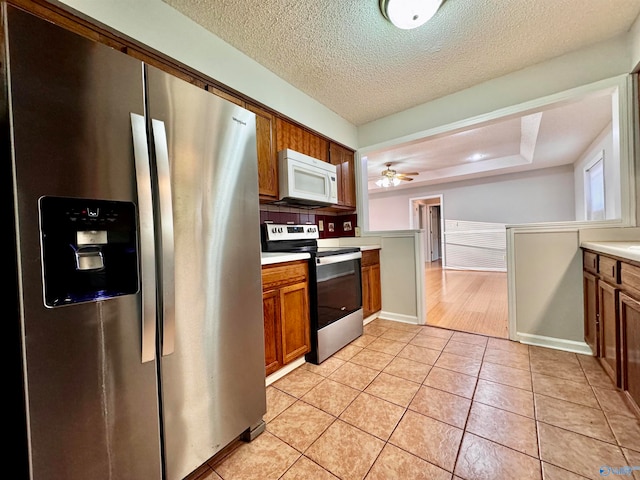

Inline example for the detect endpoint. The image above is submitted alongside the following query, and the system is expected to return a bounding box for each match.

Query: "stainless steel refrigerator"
[4,5,266,480]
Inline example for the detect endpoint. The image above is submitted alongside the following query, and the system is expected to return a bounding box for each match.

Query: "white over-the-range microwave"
[277,149,338,207]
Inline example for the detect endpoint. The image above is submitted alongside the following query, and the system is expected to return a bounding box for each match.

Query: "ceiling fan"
[376,163,419,187]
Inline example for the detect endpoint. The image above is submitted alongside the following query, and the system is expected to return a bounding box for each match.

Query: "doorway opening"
[411,194,443,266]
[410,195,509,339]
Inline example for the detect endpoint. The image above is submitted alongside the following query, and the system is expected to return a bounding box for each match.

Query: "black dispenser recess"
[39,196,139,307]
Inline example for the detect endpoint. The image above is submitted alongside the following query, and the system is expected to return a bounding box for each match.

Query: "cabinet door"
[246,103,278,201]
[263,289,283,376]
[599,280,620,386]
[341,151,356,208]
[329,143,356,208]
[275,117,328,162]
[370,263,382,313]
[362,266,372,318]
[583,270,599,356]
[280,281,310,364]
[621,293,640,413]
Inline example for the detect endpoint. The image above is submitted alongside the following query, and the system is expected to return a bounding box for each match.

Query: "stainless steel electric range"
[261,224,363,364]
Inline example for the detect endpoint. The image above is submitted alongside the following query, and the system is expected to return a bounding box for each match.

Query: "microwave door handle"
[130,113,157,364]
[329,172,336,201]
[152,119,176,357]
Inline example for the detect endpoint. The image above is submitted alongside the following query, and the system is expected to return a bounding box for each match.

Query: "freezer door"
[145,65,266,480]
[5,6,162,480]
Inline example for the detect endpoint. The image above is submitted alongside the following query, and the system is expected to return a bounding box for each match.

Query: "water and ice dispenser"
[39,196,139,306]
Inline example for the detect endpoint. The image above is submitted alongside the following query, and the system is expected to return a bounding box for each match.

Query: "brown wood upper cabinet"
[206,84,245,106]
[329,142,357,210]
[275,117,328,162]
[246,103,278,201]
[205,86,279,202]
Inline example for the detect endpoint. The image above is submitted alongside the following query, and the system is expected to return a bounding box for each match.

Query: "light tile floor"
[197,319,640,480]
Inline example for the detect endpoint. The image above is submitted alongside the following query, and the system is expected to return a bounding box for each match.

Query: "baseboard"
[265,357,306,387]
[377,311,419,325]
[444,266,507,273]
[516,332,594,355]
[363,313,378,326]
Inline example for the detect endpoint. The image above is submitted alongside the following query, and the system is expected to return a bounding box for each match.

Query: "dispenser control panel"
[39,196,139,307]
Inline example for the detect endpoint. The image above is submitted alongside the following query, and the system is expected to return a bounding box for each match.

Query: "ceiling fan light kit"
[379,0,443,30]
[376,163,419,187]
[376,176,402,188]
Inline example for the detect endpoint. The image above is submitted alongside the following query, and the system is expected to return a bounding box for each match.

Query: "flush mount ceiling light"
[468,153,486,161]
[380,0,443,30]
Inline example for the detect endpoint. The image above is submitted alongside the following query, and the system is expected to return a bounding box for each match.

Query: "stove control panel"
[264,223,319,240]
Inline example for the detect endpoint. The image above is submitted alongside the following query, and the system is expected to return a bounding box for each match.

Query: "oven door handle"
[315,252,362,265]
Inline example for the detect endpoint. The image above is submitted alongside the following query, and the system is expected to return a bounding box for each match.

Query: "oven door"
[315,252,362,330]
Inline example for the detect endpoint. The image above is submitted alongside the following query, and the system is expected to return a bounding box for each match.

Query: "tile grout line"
[526,343,545,477]
[267,322,549,479]
[449,336,489,479]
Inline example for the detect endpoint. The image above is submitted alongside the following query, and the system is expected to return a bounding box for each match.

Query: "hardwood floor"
[425,260,509,338]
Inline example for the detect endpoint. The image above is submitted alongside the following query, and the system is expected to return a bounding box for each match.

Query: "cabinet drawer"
[583,251,598,274]
[600,255,620,285]
[621,262,640,298]
[361,249,380,267]
[262,261,308,290]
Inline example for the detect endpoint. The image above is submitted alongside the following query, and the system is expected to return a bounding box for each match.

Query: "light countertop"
[358,245,381,251]
[261,252,311,266]
[581,241,640,263]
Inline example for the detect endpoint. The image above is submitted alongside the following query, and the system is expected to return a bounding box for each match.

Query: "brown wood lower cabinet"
[583,248,640,415]
[598,279,620,385]
[362,249,382,318]
[262,260,310,376]
[621,293,640,415]
[583,270,599,356]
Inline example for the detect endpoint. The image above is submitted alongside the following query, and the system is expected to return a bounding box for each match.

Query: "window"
[585,151,605,221]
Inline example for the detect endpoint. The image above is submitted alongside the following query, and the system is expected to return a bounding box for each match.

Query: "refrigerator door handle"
[130,113,157,363]
[152,119,176,356]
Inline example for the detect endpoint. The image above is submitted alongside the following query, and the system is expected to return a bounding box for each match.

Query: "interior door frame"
[428,204,441,261]
[409,194,445,267]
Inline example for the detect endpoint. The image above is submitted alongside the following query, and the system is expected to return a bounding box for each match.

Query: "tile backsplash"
[259,205,357,239]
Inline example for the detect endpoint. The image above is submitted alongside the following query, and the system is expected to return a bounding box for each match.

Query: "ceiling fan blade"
[397,172,419,176]
[398,176,413,181]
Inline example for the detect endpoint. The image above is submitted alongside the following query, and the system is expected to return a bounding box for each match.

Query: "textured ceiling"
[162,0,640,126]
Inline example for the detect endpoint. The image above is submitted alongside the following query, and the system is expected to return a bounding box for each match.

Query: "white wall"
[368,165,576,231]
[509,228,587,351]
[338,232,426,325]
[54,0,358,149]
[573,123,620,221]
